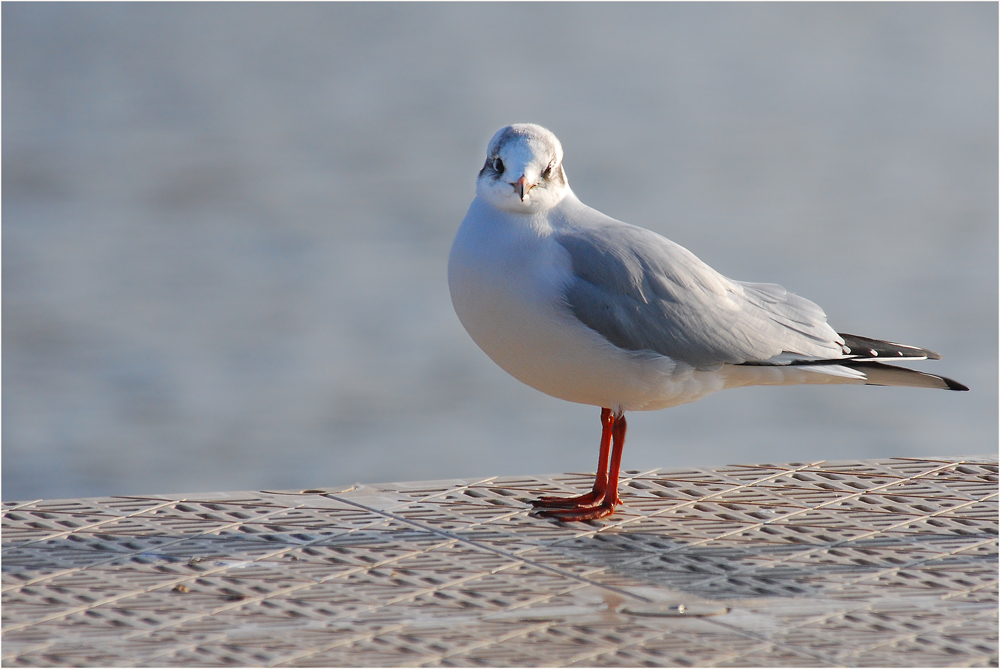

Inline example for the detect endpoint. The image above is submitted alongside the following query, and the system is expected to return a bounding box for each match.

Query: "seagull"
[448,123,968,522]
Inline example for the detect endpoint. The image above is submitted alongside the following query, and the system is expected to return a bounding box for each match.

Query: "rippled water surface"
[3,4,996,500]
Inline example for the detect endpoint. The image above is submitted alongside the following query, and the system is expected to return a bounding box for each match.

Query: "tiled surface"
[2,457,996,667]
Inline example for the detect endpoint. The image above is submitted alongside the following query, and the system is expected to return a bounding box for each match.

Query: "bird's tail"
[841,360,968,391]
[735,333,969,391]
[835,333,967,390]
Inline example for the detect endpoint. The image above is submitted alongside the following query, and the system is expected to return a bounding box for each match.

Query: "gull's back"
[549,195,845,370]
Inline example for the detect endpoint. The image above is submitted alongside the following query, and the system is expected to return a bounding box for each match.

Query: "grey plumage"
[550,199,968,392]
[554,198,844,370]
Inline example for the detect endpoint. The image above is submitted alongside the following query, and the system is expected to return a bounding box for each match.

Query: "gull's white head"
[476,123,570,213]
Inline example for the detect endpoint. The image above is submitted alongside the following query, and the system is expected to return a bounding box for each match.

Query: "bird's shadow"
[542,527,996,601]
[4,517,993,605]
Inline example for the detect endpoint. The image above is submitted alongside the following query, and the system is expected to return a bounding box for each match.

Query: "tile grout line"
[614,460,980,553]
[0,501,320,630]
[631,492,998,597]
[327,493,657,604]
[2,536,459,661]
[1,498,182,555]
[6,496,597,662]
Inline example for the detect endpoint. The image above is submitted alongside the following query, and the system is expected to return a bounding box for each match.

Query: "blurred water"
[3,4,996,501]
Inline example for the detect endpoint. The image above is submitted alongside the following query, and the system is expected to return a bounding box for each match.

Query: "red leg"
[539,413,627,521]
[532,408,613,509]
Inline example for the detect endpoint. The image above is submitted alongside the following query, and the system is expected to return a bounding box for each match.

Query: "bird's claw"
[535,502,619,522]
[531,490,622,521]
[531,491,604,509]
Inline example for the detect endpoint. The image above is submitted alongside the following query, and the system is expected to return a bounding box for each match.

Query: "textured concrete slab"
[2,457,997,666]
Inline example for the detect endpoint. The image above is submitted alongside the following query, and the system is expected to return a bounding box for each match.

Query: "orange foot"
[536,496,621,522]
[531,488,605,509]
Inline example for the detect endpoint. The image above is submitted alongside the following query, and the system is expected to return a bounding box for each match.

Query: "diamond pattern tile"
[3,457,996,666]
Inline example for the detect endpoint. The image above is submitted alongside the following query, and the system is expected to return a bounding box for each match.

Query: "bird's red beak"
[515,175,533,202]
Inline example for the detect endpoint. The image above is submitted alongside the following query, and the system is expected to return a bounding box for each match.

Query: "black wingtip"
[843,361,968,391]
[838,333,942,361]
[943,377,970,391]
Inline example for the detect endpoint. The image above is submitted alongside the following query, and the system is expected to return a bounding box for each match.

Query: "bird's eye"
[542,162,554,179]
[493,157,504,173]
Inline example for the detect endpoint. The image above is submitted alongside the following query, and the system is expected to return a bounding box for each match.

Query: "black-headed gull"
[448,123,967,521]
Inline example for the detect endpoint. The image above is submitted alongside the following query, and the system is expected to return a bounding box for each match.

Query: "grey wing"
[555,211,844,369]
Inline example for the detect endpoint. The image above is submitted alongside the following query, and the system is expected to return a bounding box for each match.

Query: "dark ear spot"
[550,164,567,186]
